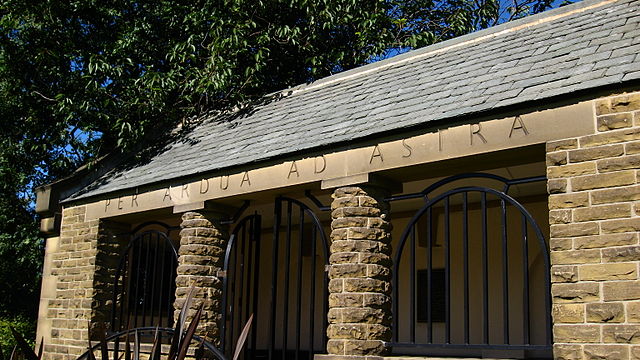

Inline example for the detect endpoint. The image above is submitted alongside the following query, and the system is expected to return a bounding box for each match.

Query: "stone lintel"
[86,101,593,220]
[173,200,238,217]
[322,173,401,193]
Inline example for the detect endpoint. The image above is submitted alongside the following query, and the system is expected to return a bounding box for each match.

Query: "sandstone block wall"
[548,91,640,360]
[327,186,392,358]
[42,205,125,360]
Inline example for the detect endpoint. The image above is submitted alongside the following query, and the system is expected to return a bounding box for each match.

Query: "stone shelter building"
[35,0,640,358]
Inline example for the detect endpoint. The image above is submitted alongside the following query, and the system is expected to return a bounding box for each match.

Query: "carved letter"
[470,123,488,145]
[131,193,139,207]
[402,139,413,158]
[314,156,326,174]
[163,187,172,202]
[509,116,529,137]
[369,145,384,164]
[104,199,111,212]
[181,184,189,198]
[241,171,251,187]
[220,176,229,190]
[288,161,300,179]
[117,197,124,210]
[438,129,445,151]
[199,179,209,194]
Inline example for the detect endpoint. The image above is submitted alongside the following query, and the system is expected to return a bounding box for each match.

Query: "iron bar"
[220,200,251,225]
[295,209,305,360]
[111,257,123,331]
[410,226,416,343]
[132,235,144,328]
[141,234,152,326]
[282,201,293,360]
[168,255,176,327]
[481,192,489,345]
[220,239,231,352]
[444,197,451,344]
[251,216,262,358]
[501,199,510,344]
[427,207,433,344]
[384,173,546,203]
[229,223,240,350]
[268,199,282,360]
[309,225,317,360]
[157,238,167,328]
[220,231,237,353]
[463,192,469,345]
[243,218,254,358]
[237,217,248,350]
[128,221,176,236]
[149,235,159,327]
[120,255,129,330]
[304,190,331,211]
[522,215,530,345]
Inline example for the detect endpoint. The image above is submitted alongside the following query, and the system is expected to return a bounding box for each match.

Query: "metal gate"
[389,173,552,358]
[221,214,262,357]
[222,197,329,360]
[111,223,178,332]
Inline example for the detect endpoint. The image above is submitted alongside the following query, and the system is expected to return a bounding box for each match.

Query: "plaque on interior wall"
[417,269,445,323]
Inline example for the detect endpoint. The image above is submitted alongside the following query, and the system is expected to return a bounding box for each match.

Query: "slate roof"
[66,0,640,201]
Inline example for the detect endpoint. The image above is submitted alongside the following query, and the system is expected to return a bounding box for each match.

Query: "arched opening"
[391,173,552,359]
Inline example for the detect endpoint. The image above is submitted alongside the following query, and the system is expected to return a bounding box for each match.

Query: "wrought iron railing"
[388,173,552,358]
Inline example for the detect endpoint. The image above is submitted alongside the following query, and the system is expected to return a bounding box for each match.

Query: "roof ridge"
[285,0,618,96]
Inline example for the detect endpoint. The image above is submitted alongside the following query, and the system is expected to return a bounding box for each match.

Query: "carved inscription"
[510,116,529,137]
[402,139,412,158]
[102,115,535,214]
[288,161,300,179]
[315,156,326,173]
[470,123,488,145]
[370,145,384,163]
[92,105,599,221]
[241,172,251,187]
[200,179,209,194]
[220,176,229,190]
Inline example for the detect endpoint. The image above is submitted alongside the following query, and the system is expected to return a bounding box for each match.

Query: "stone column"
[175,210,228,346]
[326,185,392,358]
[548,91,640,359]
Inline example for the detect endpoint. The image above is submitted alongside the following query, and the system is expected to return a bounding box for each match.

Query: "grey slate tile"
[66,0,640,201]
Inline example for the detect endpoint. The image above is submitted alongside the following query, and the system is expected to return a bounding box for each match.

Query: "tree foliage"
[0,0,556,318]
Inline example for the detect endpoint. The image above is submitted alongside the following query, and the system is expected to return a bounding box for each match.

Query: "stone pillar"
[326,185,392,358]
[175,211,228,346]
[548,91,640,359]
